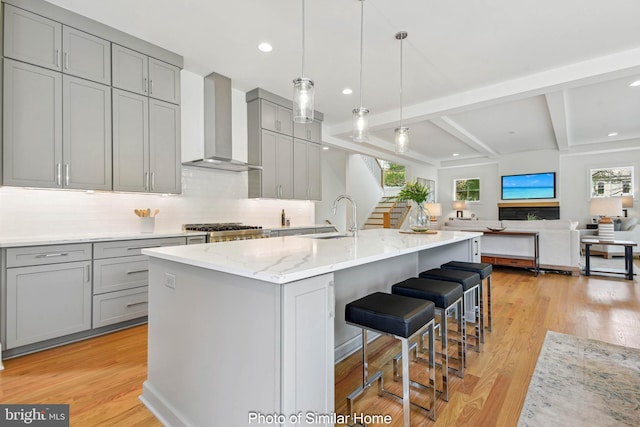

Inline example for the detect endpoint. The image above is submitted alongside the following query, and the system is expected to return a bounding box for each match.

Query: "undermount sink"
[305,234,351,240]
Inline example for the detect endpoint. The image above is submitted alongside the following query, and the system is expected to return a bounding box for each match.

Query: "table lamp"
[424,203,442,227]
[453,200,466,218]
[621,196,633,217]
[589,197,622,241]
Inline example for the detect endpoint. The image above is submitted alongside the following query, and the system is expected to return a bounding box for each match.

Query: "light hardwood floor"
[1,262,638,426]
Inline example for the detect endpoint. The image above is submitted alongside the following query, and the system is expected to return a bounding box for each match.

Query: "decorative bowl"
[487,227,506,232]
[410,227,431,233]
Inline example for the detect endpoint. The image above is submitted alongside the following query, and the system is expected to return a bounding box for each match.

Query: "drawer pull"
[127,246,162,251]
[35,252,69,258]
[126,301,148,308]
[126,269,149,275]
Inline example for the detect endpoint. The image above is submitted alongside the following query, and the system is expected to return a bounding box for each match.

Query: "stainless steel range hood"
[182,72,261,172]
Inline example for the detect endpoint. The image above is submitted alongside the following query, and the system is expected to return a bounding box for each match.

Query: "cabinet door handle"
[307,130,311,140]
[143,77,148,93]
[65,164,70,186]
[127,269,149,275]
[55,49,60,67]
[145,172,149,190]
[64,52,69,70]
[149,79,154,94]
[474,240,479,256]
[151,172,155,191]
[127,245,162,251]
[35,252,69,258]
[126,301,148,308]
[56,163,62,186]
[86,264,91,282]
[328,281,335,319]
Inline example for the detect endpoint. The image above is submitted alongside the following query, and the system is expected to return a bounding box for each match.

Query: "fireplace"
[498,202,560,220]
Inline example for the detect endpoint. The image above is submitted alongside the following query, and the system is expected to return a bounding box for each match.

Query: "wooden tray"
[399,230,438,235]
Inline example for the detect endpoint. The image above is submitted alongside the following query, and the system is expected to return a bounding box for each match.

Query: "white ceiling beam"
[323,135,440,167]
[545,91,570,151]
[327,47,640,137]
[430,116,498,158]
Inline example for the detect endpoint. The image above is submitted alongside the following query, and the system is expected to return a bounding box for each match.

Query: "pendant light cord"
[399,35,403,127]
[301,0,306,77]
[359,0,364,108]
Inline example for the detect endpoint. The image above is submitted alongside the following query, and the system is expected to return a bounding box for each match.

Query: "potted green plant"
[395,181,432,231]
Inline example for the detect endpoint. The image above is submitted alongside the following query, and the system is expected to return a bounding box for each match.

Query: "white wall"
[347,155,385,231]
[438,147,640,224]
[0,70,314,238]
[315,148,348,232]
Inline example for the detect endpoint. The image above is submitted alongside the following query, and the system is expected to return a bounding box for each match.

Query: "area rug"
[518,331,640,426]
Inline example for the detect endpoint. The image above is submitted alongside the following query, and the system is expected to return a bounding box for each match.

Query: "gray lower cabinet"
[113,90,181,193]
[92,237,186,328]
[5,243,93,349]
[3,4,62,72]
[293,139,322,200]
[3,59,62,188]
[63,75,112,190]
[112,44,181,104]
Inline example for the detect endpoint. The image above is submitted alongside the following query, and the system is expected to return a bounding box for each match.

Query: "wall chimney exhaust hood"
[182,72,261,172]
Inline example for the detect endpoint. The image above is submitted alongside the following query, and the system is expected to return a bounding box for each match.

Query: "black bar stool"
[345,292,437,424]
[442,261,494,333]
[419,268,483,354]
[391,277,464,402]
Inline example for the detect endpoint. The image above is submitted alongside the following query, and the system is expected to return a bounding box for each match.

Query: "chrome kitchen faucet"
[332,195,358,237]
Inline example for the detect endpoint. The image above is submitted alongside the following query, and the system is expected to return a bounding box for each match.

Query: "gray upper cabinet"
[149,99,181,193]
[293,119,322,144]
[3,59,62,188]
[113,44,180,104]
[112,44,148,96]
[293,139,322,200]
[112,90,181,194]
[113,89,149,192]
[261,99,293,136]
[149,57,181,104]
[62,75,112,190]
[259,130,293,199]
[4,4,62,72]
[62,26,111,85]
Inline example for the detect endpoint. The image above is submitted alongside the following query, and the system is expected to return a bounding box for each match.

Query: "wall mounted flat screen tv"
[501,172,556,200]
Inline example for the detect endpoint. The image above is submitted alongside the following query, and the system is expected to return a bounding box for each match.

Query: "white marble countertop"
[143,228,482,284]
[0,231,207,248]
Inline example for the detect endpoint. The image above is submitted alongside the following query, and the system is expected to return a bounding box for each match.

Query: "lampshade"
[452,200,467,210]
[589,197,622,217]
[621,195,634,208]
[424,203,442,217]
[394,31,409,154]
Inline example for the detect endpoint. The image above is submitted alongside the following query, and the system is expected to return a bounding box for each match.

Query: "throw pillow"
[621,217,638,231]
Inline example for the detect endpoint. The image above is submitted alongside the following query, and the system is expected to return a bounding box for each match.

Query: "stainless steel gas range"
[182,223,269,243]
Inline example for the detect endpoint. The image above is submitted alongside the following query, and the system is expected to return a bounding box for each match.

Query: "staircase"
[364,197,410,229]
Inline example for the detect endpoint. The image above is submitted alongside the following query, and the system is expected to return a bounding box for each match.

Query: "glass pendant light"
[394,31,409,154]
[352,0,369,142]
[293,0,314,123]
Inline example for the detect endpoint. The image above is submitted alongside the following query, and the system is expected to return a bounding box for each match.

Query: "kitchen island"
[140,229,482,427]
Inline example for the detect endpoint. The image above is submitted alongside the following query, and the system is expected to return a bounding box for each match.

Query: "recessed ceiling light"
[508,131,516,135]
[342,88,353,95]
[452,153,460,157]
[257,42,273,53]
[629,80,640,87]
[322,146,330,150]
[608,132,619,137]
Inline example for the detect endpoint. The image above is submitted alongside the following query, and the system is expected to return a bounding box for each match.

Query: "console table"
[466,230,540,275]
[582,238,637,280]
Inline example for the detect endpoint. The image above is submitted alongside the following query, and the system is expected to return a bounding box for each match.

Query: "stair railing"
[382,199,410,228]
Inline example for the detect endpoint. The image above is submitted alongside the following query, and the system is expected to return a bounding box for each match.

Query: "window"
[454,178,480,201]
[590,167,634,198]
[382,162,406,188]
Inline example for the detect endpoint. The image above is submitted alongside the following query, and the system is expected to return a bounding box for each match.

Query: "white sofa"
[444,219,581,275]
[589,217,640,258]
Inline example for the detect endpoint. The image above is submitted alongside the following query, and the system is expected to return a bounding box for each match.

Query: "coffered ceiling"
[46,0,640,167]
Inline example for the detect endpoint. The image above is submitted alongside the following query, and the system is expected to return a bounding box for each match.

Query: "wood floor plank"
[0,261,638,426]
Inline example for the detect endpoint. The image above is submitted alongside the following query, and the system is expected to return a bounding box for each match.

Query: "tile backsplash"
[0,167,315,238]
